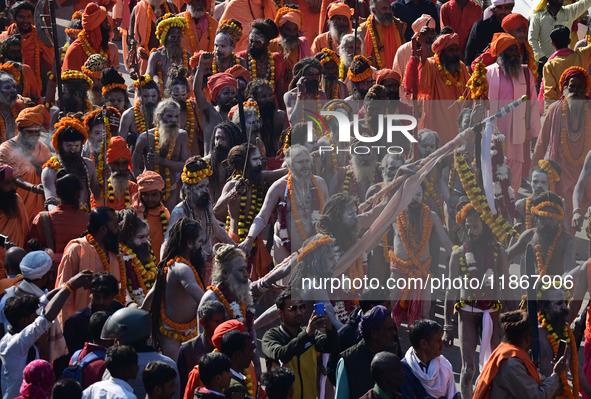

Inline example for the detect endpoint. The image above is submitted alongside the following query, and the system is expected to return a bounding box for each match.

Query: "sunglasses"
[287,303,307,312]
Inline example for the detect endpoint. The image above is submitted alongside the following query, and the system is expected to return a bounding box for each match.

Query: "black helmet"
[100,308,151,345]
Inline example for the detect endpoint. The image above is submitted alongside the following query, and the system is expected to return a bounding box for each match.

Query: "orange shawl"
[473,343,540,399]
[363,16,403,69]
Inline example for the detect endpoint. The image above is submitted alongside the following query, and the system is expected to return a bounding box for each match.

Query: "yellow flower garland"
[155,14,188,46]
[181,163,212,185]
[530,201,564,220]
[297,235,334,262]
[154,128,174,201]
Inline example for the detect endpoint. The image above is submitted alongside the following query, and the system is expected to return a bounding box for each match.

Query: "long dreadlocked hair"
[209,121,244,188]
[290,234,334,287]
[288,57,323,90]
[118,208,148,246]
[151,217,202,351]
[210,243,246,284]
[500,310,530,346]
[165,65,190,98]
[316,193,357,248]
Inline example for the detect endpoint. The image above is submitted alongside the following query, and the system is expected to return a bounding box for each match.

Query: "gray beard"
[341,51,353,67]
[498,53,522,79]
[159,123,179,149]
[165,45,184,64]
[566,95,586,117]
[329,24,345,44]
[225,273,252,305]
[351,157,375,182]
[280,36,299,58]
[110,171,130,199]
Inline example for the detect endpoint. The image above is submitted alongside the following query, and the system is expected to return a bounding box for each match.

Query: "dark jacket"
[464,16,503,65]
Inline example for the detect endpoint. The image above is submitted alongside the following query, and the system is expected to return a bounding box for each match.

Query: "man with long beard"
[315,49,348,100]
[406,33,469,145]
[237,19,287,109]
[118,208,156,306]
[180,0,219,55]
[338,33,364,79]
[56,206,126,326]
[240,144,329,264]
[284,57,327,124]
[0,1,52,94]
[119,75,160,144]
[215,144,273,281]
[443,200,510,399]
[127,0,179,74]
[0,165,29,277]
[329,140,379,202]
[247,79,288,158]
[359,0,405,70]
[206,121,243,203]
[166,66,204,156]
[150,217,207,360]
[534,66,591,229]
[147,17,192,91]
[343,55,374,115]
[0,71,20,141]
[270,6,312,86]
[164,156,235,260]
[485,33,540,192]
[92,136,139,210]
[62,3,118,72]
[42,116,101,212]
[53,70,93,128]
[132,171,169,263]
[312,3,352,55]
[200,243,261,374]
[132,99,191,210]
[205,72,238,128]
[0,105,50,223]
[82,54,108,108]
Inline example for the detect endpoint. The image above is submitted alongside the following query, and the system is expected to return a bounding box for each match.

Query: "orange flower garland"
[78,30,108,59]
[181,164,213,185]
[86,234,126,303]
[347,55,373,82]
[538,159,560,191]
[423,174,445,226]
[212,54,241,74]
[287,172,325,241]
[61,69,93,89]
[367,15,383,69]
[102,83,127,97]
[248,50,275,87]
[43,156,61,172]
[207,285,248,323]
[185,99,196,147]
[297,235,334,262]
[530,201,564,220]
[534,225,562,276]
[467,60,488,100]
[52,116,88,152]
[134,102,147,134]
[0,105,18,142]
[120,242,156,299]
[184,12,214,53]
[560,99,591,167]
[0,62,20,82]
[525,197,533,229]
[155,14,189,46]
[434,53,463,89]
[154,128,174,201]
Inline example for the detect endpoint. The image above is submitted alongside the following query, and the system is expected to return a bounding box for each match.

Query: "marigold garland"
[318,48,340,65]
[102,83,127,97]
[86,233,126,303]
[154,128,175,201]
[212,54,241,74]
[534,225,562,276]
[339,60,345,81]
[243,100,261,119]
[347,55,373,82]
[530,201,564,220]
[538,159,560,192]
[52,116,88,152]
[145,1,171,50]
[184,12,214,53]
[156,14,189,46]
[185,99,196,147]
[225,175,264,248]
[559,66,591,94]
[456,202,475,226]
[423,174,445,226]
[134,74,153,88]
[78,30,109,59]
[81,65,102,79]
[297,235,334,262]
[248,50,275,87]
[120,242,156,300]
[0,62,20,82]
[43,156,61,172]
[106,181,130,206]
[434,53,462,89]
[0,105,18,142]
[207,284,255,332]
[525,196,533,229]
[466,60,488,100]
[134,102,148,133]
[366,15,383,69]
[560,99,591,167]
[61,69,93,89]
[538,313,579,399]
[288,171,325,240]
[84,108,119,188]
[181,164,212,185]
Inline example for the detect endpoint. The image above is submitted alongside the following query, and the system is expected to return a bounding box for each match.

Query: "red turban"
[490,33,518,57]
[106,136,131,164]
[82,3,112,50]
[15,105,46,128]
[431,33,459,54]
[560,66,590,93]
[207,73,238,103]
[212,320,247,350]
[227,65,251,83]
[375,68,401,84]
[137,171,165,193]
[501,13,528,33]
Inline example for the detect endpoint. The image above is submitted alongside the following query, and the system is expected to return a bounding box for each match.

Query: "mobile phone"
[314,303,325,315]
[0,234,7,247]
[555,339,568,362]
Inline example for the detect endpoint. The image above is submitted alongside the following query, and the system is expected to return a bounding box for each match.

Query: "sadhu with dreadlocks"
[284,57,327,124]
[508,191,575,275]
[444,199,510,399]
[149,217,206,360]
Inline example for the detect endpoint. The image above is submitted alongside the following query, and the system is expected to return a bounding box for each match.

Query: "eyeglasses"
[287,304,306,312]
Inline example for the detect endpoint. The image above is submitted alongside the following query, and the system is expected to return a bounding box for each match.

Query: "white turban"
[20,251,53,280]
[484,0,514,20]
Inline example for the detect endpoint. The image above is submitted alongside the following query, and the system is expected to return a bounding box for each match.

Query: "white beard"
[159,123,179,150]
[226,273,252,305]
[110,172,130,199]
[351,156,376,182]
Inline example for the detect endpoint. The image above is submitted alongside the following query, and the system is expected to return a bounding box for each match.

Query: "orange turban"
[227,65,251,83]
[15,105,47,128]
[207,73,238,103]
[375,68,401,84]
[502,13,527,33]
[137,171,165,193]
[328,2,352,19]
[106,136,131,164]
[82,3,111,49]
[490,33,518,57]
[275,7,303,29]
[431,33,459,54]
[212,320,247,350]
[412,14,436,34]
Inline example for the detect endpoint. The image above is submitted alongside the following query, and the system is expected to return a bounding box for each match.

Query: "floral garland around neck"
[120,243,156,304]
[248,49,275,87]
[434,53,464,100]
[134,102,147,134]
[154,128,174,201]
[86,234,126,303]
[560,99,591,167]
[367,15,383,69]
[225,175,264,250]
[208,284,255,332]
[0,105,18,142]
[534,225,562,276]
[213,53,241,74]
[286,171,324,241]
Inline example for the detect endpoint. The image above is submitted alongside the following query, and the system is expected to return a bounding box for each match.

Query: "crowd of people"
[1,0,591,397]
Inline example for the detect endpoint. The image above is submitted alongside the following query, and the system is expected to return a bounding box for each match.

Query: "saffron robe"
[219,0,277,52]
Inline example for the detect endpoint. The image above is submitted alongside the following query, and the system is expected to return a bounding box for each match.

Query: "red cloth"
[207,73,237,103]
[440,0,482,54]
[82,3,110,50]
[211,320,246,350]
[501,13,528,32]
[375,68,401,84]
[15,105,46,127]
[17,359,54,399]
[106,136,131,163]
[432,33,459,54]
[76,343,107,389]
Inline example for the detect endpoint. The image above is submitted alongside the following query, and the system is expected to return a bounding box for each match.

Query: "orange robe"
[21,64,41,101]
[0,25,53,93]
[180,12,218,54]
[62,40,119,72]
[291,0,321,48]
[417,57,469,144]
[532,99,591,232]
[0,138,51,224]
[138,205,170,263]
[219,0,277,52]
[56,236,123,326]
[359,18,405,70]
[90,181,138,211]
[269,37,312,89]
[310,32,340,55]
[0,195,29,278]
